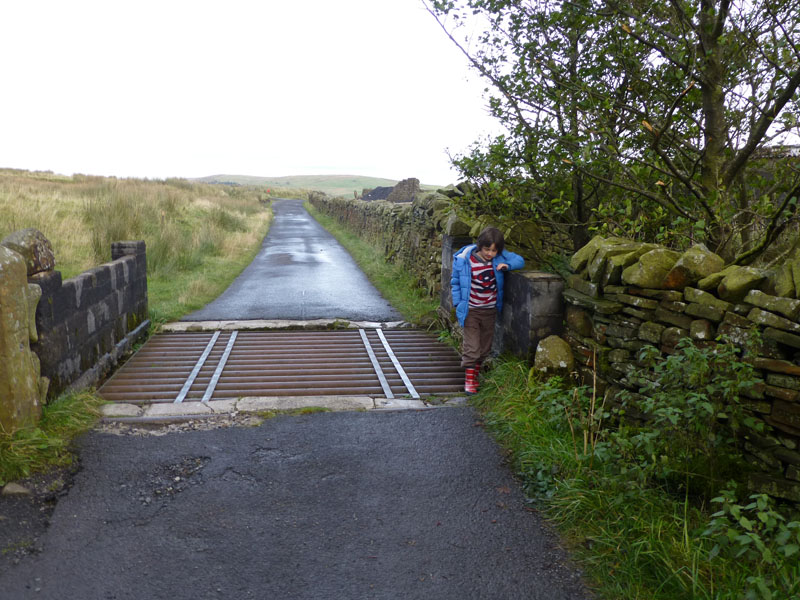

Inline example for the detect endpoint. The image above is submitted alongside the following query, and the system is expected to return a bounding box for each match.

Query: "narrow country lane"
[183,198,403,322]
[0,196,592,599]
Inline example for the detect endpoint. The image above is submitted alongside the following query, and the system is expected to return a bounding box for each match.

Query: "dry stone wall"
[309,192,450,299]
[308,192,565,361]
[565,235,800,501]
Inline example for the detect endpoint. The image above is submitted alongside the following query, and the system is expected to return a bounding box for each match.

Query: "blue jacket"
[451,244,525,327]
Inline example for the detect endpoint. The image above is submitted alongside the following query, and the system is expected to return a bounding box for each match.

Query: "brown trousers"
[461,307,497,368]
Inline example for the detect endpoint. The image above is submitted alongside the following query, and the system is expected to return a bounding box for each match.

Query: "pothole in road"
[135,456,211,506]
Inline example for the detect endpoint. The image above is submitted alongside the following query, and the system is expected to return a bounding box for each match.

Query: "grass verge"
[304,202,438,326]
[147,234,270,324]
[473,357,800,600]
[0,391,105,486]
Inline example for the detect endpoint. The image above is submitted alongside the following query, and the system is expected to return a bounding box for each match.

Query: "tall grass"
[0,169,271,320]
[0,390,104,485]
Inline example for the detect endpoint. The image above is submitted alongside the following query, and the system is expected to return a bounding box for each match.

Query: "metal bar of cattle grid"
[358,329,394,399]
[175,331,221,403]
[201,330,238,403]
[375,328,420,399]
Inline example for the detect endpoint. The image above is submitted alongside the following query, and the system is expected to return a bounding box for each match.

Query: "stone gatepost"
[494,271,565,361]
[0,245,46,432]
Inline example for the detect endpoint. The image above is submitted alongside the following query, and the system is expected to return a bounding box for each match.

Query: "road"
[183,198,403,323]
[2,410,589,599]
[0,199,591,599]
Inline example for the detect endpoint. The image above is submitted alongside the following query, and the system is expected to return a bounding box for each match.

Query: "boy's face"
[477,244,498,261]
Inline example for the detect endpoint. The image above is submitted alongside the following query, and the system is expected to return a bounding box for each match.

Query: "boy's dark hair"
[476,227,505,253]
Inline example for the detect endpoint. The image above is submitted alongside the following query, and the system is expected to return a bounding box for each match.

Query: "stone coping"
[161,319,409,332]
[100,395,469,422]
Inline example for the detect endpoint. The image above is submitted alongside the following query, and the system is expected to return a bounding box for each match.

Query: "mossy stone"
[663,244,725,290]
[0,228,55,276]
[621,248,681,289]
[771,263,796,298]
[567,274,599,298]
[588,241,649,283]
[0,246,43,432]
[791,260,800,299]
[565,306,594,337]
[683,287,732,312]
[534,335,575,374]
[569,235,606,273]
[444,212,471,236]
[602,245,659,286]
[717,266,768,302]
[744,290,800,321]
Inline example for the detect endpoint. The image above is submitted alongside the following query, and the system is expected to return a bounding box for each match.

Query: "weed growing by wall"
[473,357,800,599]
[610,337,762,499]
[0,390,103,485]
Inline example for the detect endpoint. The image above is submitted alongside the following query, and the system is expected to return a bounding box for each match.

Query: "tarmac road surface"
[183,198,403,322]
[0,197,592,599]
[1,409,590,599]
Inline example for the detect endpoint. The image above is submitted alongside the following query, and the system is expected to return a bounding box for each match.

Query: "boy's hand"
[497,263,509,271]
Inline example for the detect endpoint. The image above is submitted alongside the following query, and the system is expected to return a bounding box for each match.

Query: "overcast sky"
[0,0,500,186]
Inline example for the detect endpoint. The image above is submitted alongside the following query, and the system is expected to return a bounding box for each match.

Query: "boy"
[451,227,525,394]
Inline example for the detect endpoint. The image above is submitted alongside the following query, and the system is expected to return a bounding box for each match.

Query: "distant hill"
[193,174,442,197]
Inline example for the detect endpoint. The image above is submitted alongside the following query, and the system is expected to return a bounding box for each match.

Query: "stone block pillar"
[0,246,45,432]
[494,271,565,361]
[111,240,148,331]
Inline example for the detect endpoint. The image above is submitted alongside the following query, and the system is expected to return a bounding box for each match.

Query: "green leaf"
[781,543,799,558]
[739,517,755,531]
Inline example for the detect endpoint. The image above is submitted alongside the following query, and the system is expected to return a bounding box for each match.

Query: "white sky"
[0,0,499,186]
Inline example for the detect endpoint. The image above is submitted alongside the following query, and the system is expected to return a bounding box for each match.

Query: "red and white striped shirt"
[468,252,497,309]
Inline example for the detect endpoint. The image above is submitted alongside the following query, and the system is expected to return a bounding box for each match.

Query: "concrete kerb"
[98,394,449,422]
[161,319,409,332]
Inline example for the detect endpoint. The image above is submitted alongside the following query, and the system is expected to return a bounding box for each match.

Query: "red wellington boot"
[464,367,478,395]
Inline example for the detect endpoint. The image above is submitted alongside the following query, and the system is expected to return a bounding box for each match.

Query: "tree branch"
[422,2,539,142]
[723,66,800,187]
[734,180,800,265]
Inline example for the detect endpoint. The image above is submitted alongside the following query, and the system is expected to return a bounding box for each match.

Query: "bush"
[471,348,799,599]
[611,337,762,498]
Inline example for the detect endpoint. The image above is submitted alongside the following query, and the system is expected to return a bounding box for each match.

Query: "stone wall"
[308,193,565,361]
[29,239,150,399]
[564,235,800,501]
[309,192,450,299]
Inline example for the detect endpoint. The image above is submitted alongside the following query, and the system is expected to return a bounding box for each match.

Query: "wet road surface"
[0,196,593,599]
[1,409,590,599]
[183,198,403,322]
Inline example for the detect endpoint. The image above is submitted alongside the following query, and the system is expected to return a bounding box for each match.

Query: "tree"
[425,0,800,263]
